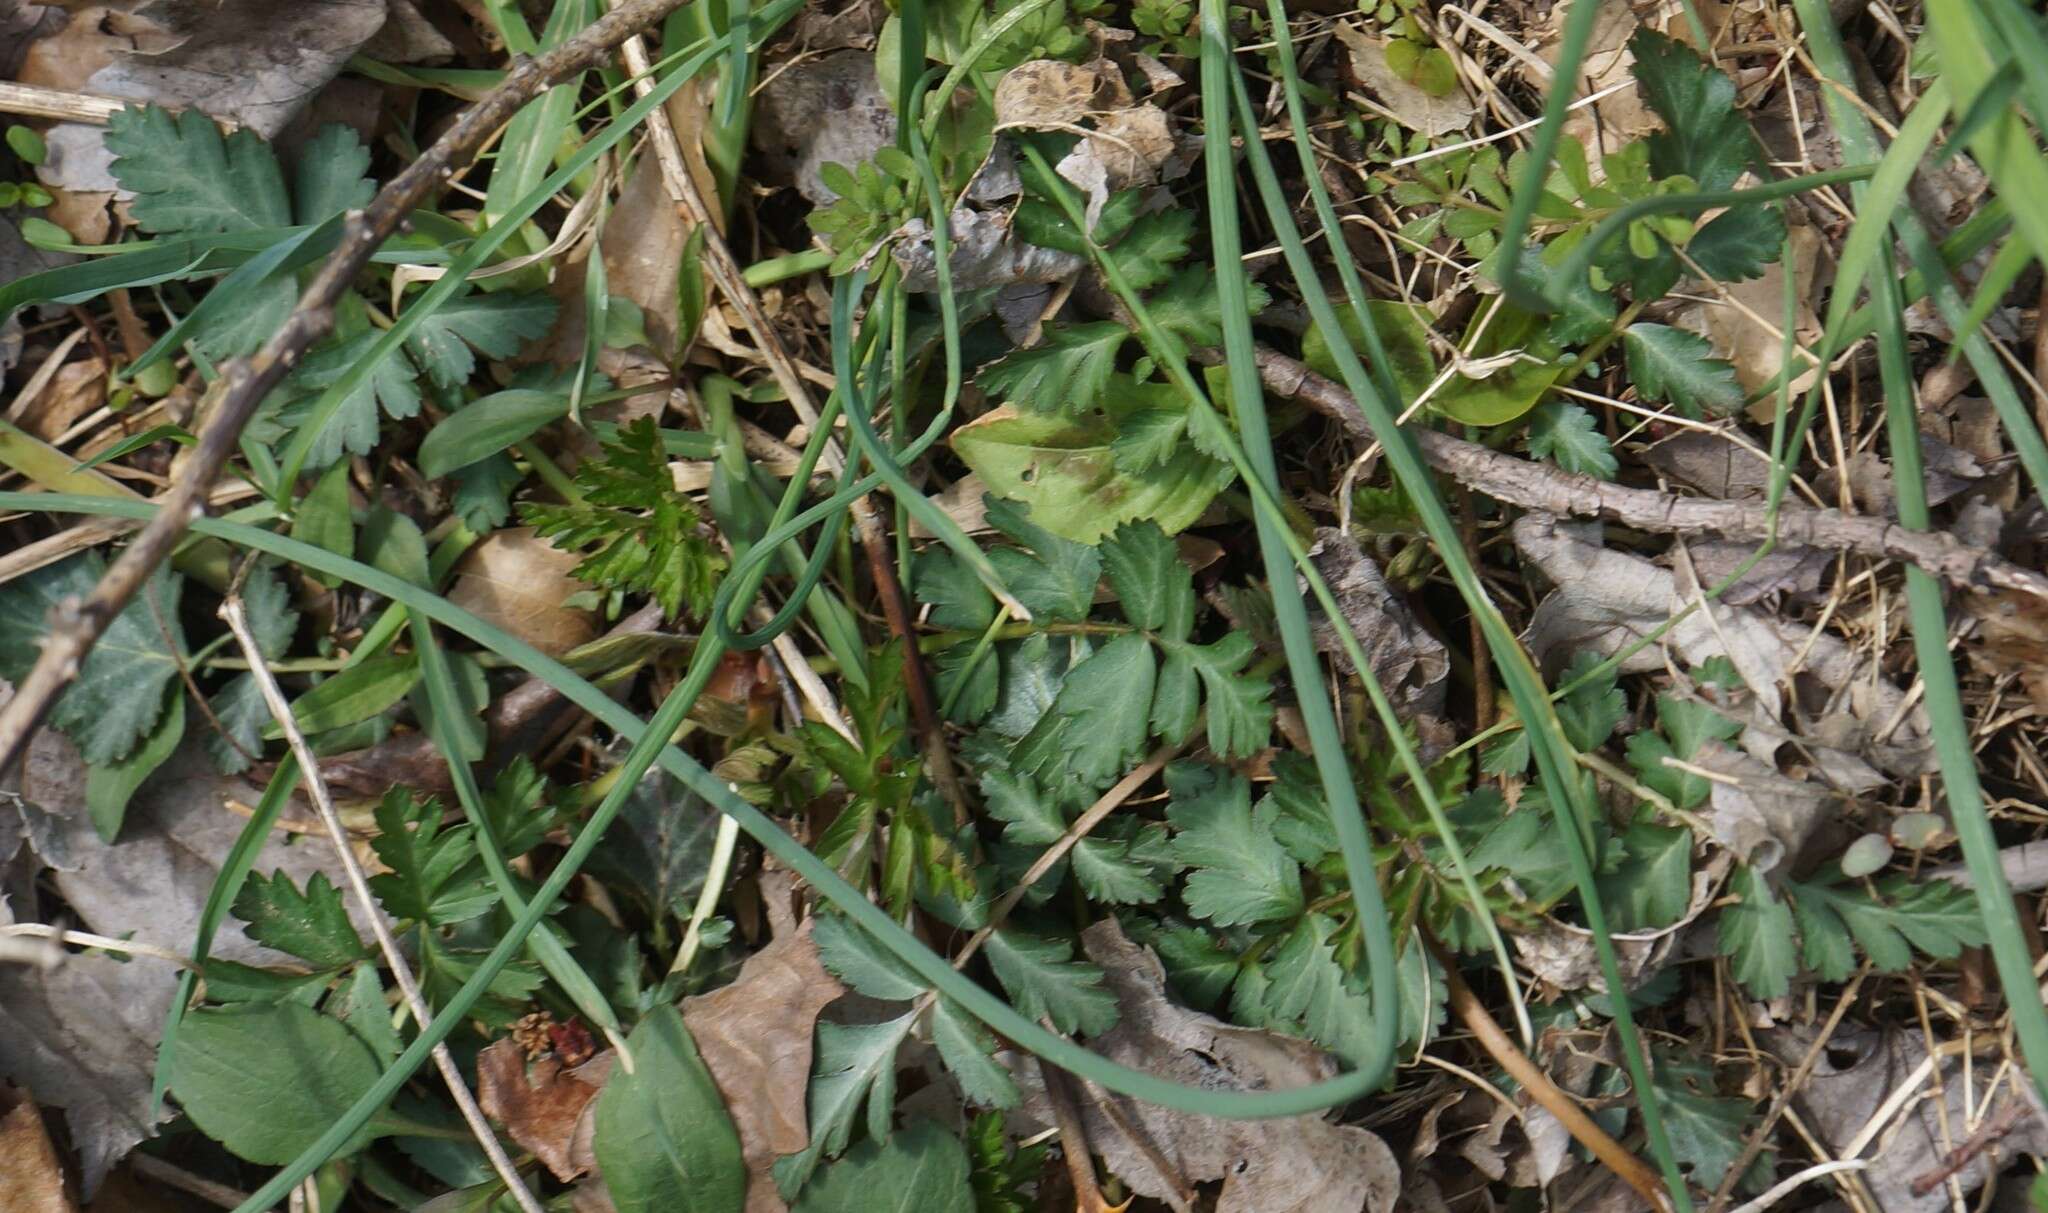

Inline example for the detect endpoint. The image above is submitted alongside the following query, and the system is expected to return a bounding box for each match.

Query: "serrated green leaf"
[1719,864,1796,998]
[979,769,1065,847]
[1525,401,1618,479]
[1166,763,1302,926]
[233,870,370,969]
[1684,203,1784,282]
[1623,324,1742,418]
[1147,265,1272,350]
[292,124,375,225]
[1654,1064,1756,1191]
[978,322,1126,416]
[794,1120,973,1213]
[1098,520,1194,639]
[593,1006,745,1213]
[1597,823,1693,931]
[368,789,495,927]
[272,331,423,467]
[404,291,559,390]
[1788,875,1986,978]
[1631,28,1761,192]
[982,928,1118,1035]
[0,555,184,764]
[1161,633,1274,758]
[1108,408,1188,474]
[774,1013,917,1199]
[203,672,268,775]
[105,105,289,234]
[1069,831,1168,904]
[1107,208,1196,289]
[1627,691,1741,809]
[1013,633,1156,795]
[84,685,183,841]
[982,496,1101,624]
[814,913,929,1002]
[1555,650,1625,750]
[930,999,1020,1109]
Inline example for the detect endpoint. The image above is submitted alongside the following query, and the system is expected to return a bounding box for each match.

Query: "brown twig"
[1254,348,2048,600]
[1909,1098,2030,1196]
[0,0,702,782]
[1426,934,1671,1210]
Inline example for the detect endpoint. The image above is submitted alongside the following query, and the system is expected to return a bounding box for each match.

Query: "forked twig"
[0,0,701,782]
[1254,348,2048,600]
[219,589,544,1213]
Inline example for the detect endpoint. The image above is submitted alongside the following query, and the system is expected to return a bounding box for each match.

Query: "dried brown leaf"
[1020,920,1400,1213]
[1331,22,1475,139]
[1303,529,1448,722]
[446,527,598,659]
[476,1039,611,1182]
[0,1084,76,1213]
[680,920,846,1213]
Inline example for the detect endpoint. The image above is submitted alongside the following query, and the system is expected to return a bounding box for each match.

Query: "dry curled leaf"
[1303,529,1448,721]
[477,1038,612,1182]
[0,1084,75,1213]
[680,920,845,1213]
[1019,920,1401,1213]
[992,58,1123,130]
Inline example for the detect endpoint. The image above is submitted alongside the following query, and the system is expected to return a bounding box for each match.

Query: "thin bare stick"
[0,81,150,126]
[1426,934,1671,1211]
[220,593,544,1213]
[0,0,702,783]
[1254,348,2048,600]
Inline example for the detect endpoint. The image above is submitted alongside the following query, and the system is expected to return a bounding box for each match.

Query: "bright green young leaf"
[1166,763,1303,927]
[1301,298,1438,402]
[170,1002,388,1165]
[978,322,1127,416]
[593,1006,746,1213]
[417,388,567,479]
[521,417,727,620]
[1630,28,1762,192]
[1524,402,1618,479]
[981,928,1119,1036]
[233,871,371,969]
[793,1120,974,1213]
[773,1013,916,1199]
[1623,323,1741,417]
[952,406,1235,542]
[104,105,290,234]
[0,555,184,764]
[1719,864,1796,999]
